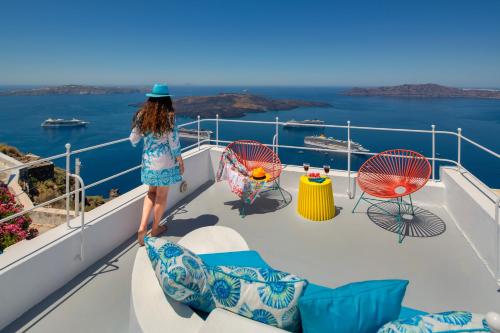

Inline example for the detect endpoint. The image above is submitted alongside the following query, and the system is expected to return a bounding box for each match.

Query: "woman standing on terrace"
[129,84,184,245]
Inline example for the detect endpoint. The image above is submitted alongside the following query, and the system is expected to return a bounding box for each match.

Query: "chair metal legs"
[239,178,289,218]
[352,191,366,213]
[396,197,405,244]
[274,179,289,204]
[239,201,247,217]
[352,192,416,243]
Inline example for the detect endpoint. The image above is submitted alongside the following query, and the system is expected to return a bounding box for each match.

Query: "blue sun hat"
[146,83,173,97]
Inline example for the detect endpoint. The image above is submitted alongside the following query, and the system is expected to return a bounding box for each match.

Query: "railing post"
[71,174,85,261]
[431,124,436,181]
[457,128,462,172]
[216,114,219,147]
[197,115,201,150]
[80,177,85,261]
[74,158,81,217]
[275,117,279,157]
[65,143,71,228]
[347,121,352,198]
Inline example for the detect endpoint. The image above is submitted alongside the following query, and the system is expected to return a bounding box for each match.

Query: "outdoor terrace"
[0,118,499,332]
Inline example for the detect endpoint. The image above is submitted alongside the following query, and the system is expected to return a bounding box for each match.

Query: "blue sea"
[0,86,499,196]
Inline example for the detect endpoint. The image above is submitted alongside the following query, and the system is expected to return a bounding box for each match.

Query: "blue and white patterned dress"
[129,122,182,187]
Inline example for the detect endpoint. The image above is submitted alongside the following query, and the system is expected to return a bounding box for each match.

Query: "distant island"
[0,85,332,117]
[0,84,148,96]
[130,93,332,118]
[343,84,500,99]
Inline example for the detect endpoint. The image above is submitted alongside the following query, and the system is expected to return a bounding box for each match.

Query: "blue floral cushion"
[377,311,490,332]
[205,265,308,332]
[144,236,215,312]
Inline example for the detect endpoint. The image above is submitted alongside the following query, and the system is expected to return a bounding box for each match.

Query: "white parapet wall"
[441,167,499,279]
[0,146,215,330]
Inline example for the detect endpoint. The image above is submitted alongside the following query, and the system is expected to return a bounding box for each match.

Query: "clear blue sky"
[1,0,499,87]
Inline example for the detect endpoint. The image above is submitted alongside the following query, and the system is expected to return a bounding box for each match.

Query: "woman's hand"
[177,157,184,175]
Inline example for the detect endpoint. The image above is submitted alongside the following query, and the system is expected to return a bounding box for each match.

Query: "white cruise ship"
[179,128,213,140]
[41,118,89,128]
[283,119,325,128]
[304,134,369,152]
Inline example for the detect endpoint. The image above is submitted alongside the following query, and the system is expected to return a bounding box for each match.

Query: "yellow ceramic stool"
[297,175,335,221]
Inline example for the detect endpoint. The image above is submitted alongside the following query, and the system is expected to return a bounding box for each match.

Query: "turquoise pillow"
[299,279,409,333]
[378,311,490,332]
[199,251,271,268]
[144,236,215,313]
[399,306,428,319]
[205,265,308,332]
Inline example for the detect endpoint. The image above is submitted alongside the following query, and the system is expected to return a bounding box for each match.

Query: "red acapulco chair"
[225,140,283,182]
[222,140,287,215]
[352,149,432,243]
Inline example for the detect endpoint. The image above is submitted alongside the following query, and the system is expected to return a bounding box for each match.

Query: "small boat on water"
[41,118,89,128]
[179,128,213,140]
[304,134,369,152]
[283,119,325,128]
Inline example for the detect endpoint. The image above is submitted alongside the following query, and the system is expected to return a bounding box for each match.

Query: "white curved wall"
[0,146,214,330]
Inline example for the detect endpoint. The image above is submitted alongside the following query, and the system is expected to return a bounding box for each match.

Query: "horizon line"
[1,82,500,90]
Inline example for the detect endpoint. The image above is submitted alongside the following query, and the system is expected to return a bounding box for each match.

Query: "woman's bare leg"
[151,186,169,236]
[137,186,156,245]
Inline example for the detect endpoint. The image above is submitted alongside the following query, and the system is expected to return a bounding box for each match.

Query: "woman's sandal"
[151,224,168,237]
[137,229,147,246]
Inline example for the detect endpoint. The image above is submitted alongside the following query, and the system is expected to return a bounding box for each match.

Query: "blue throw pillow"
[199,250,271,268]
[399,306,428,319]
[205,265,308,332]
[144,236,215,313]
[378,311,490,332]
[299,279,409,333]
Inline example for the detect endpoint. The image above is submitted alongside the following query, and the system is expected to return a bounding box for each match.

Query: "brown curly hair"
[132,97,175,135]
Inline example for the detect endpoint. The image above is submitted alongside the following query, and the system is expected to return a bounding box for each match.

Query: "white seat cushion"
[130,226,251,333]
[130,247,203,333]
[178,226,249,254]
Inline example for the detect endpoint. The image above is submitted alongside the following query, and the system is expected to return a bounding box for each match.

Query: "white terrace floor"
[5,179,499,332]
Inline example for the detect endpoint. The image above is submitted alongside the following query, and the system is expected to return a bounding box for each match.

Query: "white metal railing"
[1,116,498,222]
[0,116,498,280]
[0,119,208,261]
